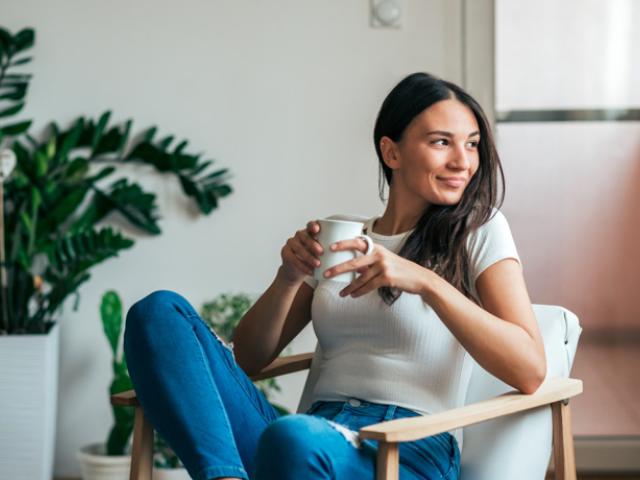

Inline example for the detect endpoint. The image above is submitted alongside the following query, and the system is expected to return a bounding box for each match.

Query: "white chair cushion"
[460,305,582,480]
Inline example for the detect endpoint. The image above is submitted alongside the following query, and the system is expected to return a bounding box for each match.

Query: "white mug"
[313,218,373,283]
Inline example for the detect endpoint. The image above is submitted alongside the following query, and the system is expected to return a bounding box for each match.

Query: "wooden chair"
[112,304,583,480]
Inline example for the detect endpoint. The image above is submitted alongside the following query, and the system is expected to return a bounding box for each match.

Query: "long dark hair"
[373,72,505,305]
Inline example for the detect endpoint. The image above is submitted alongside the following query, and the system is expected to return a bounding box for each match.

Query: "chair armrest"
[110,352,315,406]
[112,389,140,407]
[359,377,583,443]
[249,352,314,381]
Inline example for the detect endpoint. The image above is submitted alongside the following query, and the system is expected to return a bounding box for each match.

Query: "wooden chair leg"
[129,406,154,480]
[376,442,399,480]
[552,400,577,480]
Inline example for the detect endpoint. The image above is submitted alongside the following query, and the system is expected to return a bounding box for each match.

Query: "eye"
[432,138,449,146]
[466,140,479,148]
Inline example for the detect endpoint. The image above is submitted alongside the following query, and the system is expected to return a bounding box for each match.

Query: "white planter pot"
[77,443,131,480]
[0,322,60,480]
[153,466,191,480]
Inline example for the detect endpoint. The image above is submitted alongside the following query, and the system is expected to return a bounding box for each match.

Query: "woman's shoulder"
[466,207,515,250]
[465,207,521,286]
[484,207,510,229]
[470,206,510,231]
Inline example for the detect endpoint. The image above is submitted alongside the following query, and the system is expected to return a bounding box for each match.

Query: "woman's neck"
[374,188,427,236]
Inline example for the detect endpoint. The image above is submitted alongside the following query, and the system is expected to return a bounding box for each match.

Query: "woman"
[124,72,546,480]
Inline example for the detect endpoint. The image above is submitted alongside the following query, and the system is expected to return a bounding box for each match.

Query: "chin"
[433,194,464,206]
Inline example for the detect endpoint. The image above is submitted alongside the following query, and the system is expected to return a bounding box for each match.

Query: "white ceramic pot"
[0,322,59,480]
[76,443,131,480]
[153,466,191,480]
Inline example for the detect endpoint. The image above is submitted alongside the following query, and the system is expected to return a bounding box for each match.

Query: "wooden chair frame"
[111,352,583,480]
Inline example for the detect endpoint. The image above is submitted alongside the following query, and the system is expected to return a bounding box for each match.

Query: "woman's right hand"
[279,220,324,284]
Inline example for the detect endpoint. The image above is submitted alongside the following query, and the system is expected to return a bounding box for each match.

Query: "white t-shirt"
[302,209,521,450]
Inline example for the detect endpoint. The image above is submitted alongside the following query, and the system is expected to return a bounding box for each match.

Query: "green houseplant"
[0,26,233,480]
[0,26,233,336]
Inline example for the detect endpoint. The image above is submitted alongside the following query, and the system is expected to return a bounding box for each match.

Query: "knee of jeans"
[124,290,186,343]
[257,415,324,458]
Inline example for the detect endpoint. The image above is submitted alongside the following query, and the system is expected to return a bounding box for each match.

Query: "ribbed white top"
[303,209,521,450]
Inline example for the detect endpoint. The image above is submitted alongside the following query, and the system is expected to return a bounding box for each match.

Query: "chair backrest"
[461,304,581,480]
[297,304,582,480]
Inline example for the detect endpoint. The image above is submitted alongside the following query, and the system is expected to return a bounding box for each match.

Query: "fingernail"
[324,271,330,278]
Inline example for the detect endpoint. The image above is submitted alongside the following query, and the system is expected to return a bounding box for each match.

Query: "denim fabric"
[124,290,460,480]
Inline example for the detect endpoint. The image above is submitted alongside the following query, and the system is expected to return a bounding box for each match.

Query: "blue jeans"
[124,290,461,480]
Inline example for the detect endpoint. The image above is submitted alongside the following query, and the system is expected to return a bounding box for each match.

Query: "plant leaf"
[0,120,31,136]
[93,127,123,156]
[2,73,32,82]
[0,27,11,55]
[91,110,111,152]
[126,141,172,171]
[44,228,135,292]
[34,150,48,177]
[0,101,25,118]
[40,185,90,232]
[116,119,132,156]
[100,291,122,357]
[158,135,174,151]
[98,179,161,234]
[142,126,157,143]
[106,401,134,455]
[9,56,32,67]
[13,28,35,53]
[58,119,84,162]
[0,82,28,101]
[64,157,90,182]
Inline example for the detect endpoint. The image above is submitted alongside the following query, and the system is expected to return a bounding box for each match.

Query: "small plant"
[200,293,291,416]
[100,290,134,456]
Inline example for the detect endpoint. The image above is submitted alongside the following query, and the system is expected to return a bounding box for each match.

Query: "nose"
[447,142,471,170]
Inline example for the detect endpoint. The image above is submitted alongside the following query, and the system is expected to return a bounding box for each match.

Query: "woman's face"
[383,98,481,207]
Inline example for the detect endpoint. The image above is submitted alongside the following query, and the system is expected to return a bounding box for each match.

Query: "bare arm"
[420,258,547,394]
[232,220,323,376]
[232,270,313,376]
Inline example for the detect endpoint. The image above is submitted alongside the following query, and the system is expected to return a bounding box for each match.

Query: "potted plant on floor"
[0,25,233,480]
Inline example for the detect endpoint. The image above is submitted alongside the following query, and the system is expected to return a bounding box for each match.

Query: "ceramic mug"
[313,218,373,283]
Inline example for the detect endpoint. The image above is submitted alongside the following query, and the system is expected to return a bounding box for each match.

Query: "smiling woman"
[124,72,545,480]
[370,72,504,305]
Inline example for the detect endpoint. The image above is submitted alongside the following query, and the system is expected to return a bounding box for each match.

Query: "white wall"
[4,1,465,476]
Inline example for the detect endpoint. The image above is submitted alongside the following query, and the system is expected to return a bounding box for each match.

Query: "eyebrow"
[426,130,480,138]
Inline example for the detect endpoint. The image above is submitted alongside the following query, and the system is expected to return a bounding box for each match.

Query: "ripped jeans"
[123,290,461,480]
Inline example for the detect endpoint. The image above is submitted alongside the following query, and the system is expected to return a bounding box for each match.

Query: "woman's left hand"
[323,238,430,297]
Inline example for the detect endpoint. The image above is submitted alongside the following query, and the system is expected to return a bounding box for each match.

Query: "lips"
[437,177,466,187]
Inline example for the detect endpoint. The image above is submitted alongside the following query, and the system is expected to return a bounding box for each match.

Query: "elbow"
[518,357,547,395]
[233,349,259,377]
[519,379,543,395]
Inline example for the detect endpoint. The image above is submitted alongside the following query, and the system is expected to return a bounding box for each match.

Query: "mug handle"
[356,234,374,255]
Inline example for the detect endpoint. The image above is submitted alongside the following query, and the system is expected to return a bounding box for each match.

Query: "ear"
[379,136,401,170]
